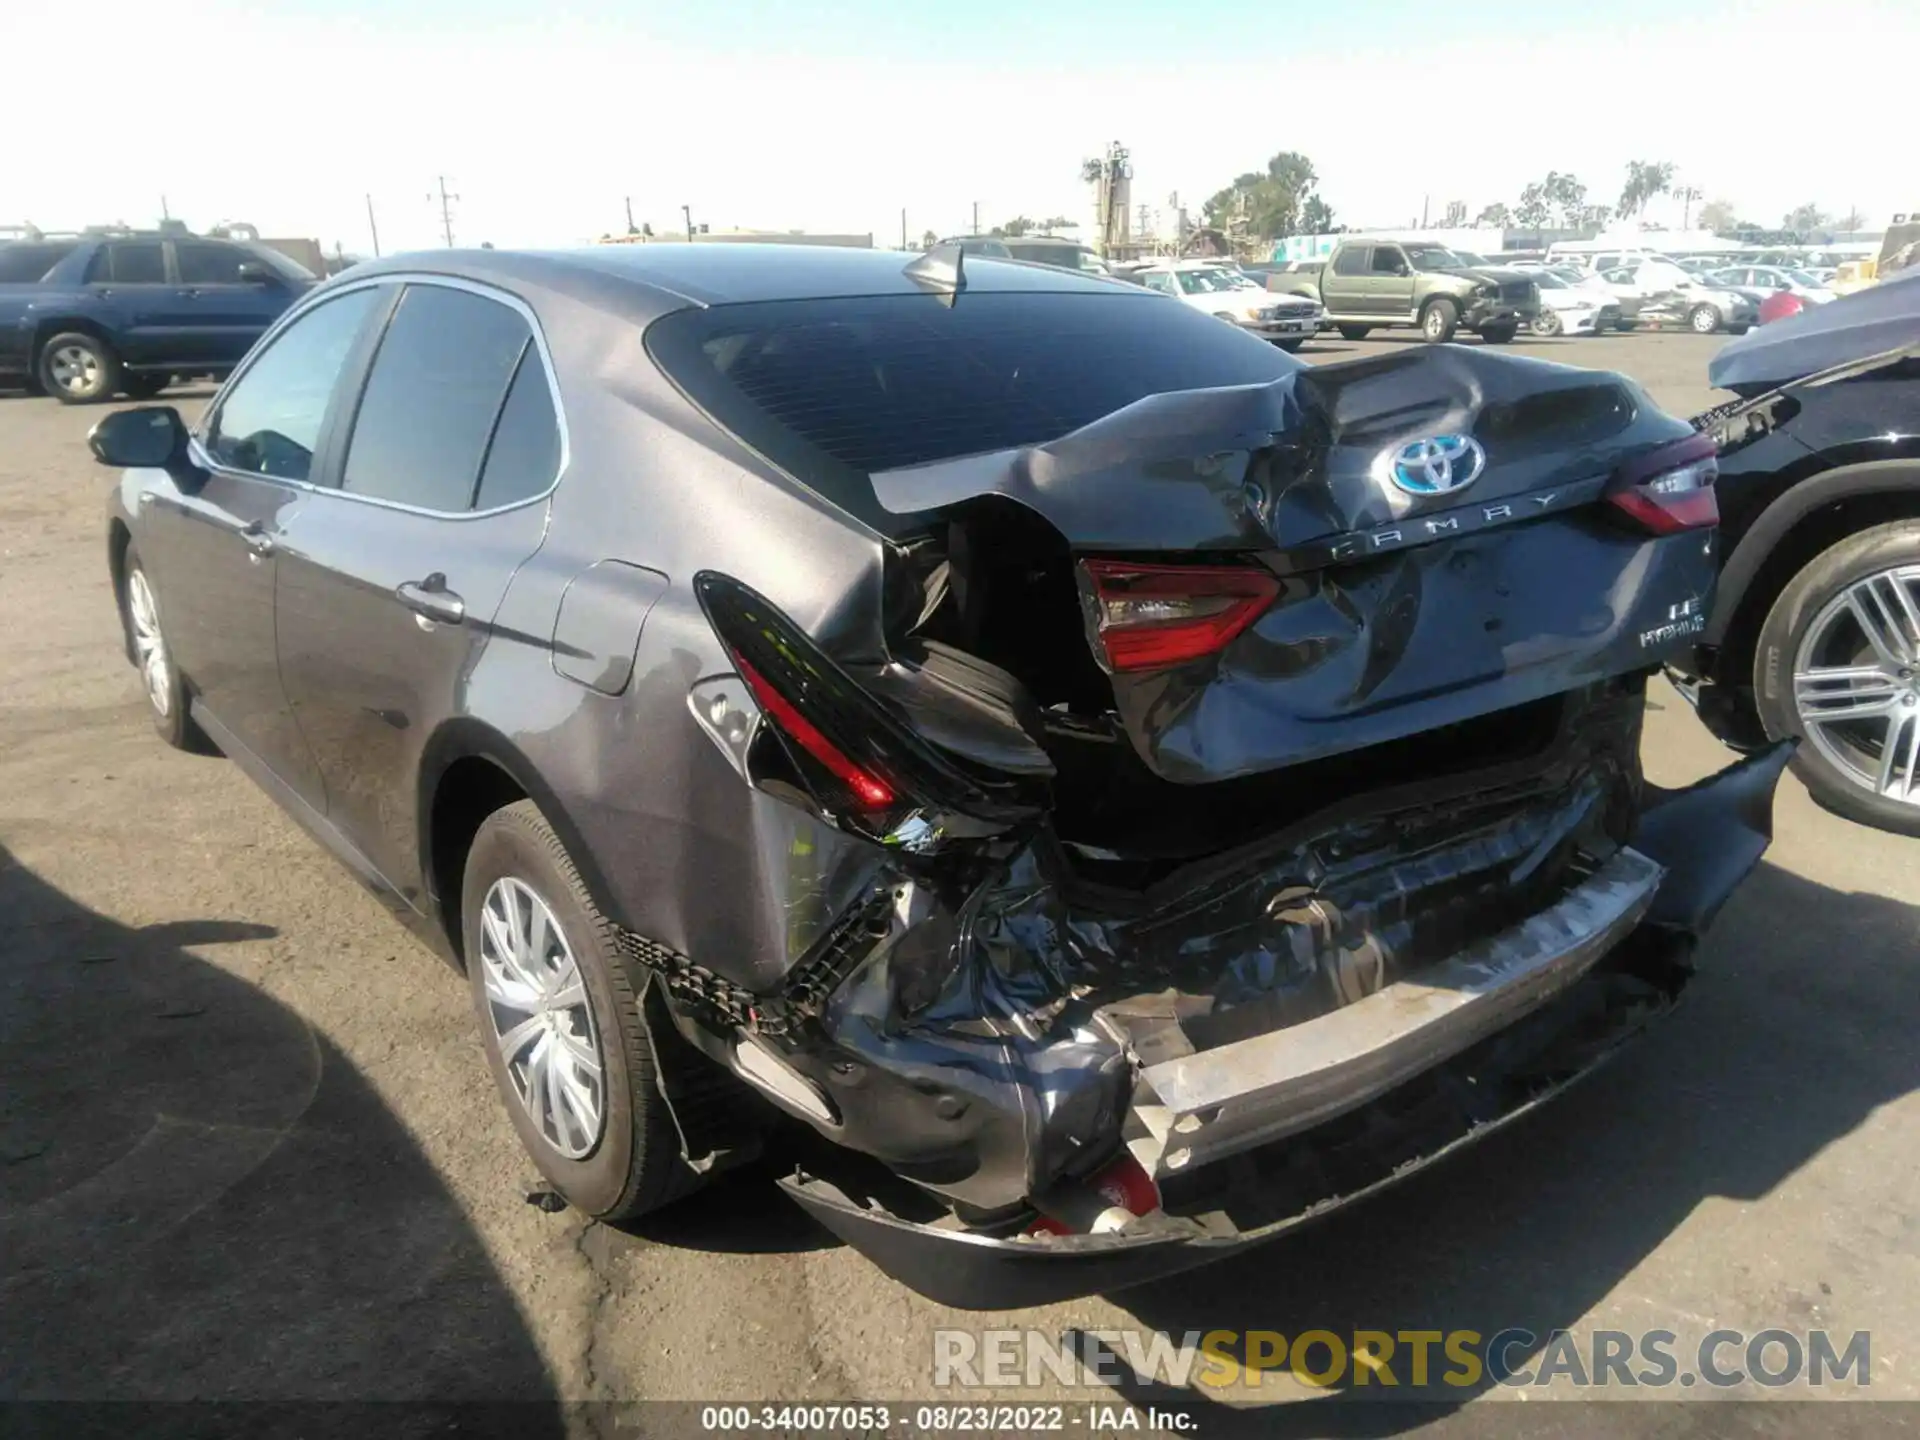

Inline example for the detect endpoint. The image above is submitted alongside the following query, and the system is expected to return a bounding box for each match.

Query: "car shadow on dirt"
[1076,857,1918,1432]
[0,845,564,1434]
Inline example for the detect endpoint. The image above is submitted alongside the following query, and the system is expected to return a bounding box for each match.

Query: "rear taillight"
[1077,559,1281,672]
[1605,432,1719,534]
[735,659,895,811]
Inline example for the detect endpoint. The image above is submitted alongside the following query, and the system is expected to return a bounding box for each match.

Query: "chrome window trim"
[191,271,572,523]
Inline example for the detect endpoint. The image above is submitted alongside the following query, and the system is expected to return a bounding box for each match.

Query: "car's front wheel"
[1336,323,1371,341]
[1530,310,1563,337]
[463,800,699,1218]
[38,332,121,404]
[119,548,211,751]
[1420,298,1459,342]
[1688,304,1722,334]
[1754,521,1920,837]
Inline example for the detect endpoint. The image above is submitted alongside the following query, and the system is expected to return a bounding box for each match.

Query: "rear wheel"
[1420,298,1459,343]
[463,800,701,1218]
[38,332,121,404]
[1688,304,1722,334]
[1753,522,1920,837]
[1336,323,1372,341]
[121,373,168,400]
[1479,322,1518,344]
[1275,338,1307,353]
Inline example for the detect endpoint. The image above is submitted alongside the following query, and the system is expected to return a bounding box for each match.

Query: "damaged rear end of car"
[644,301,1788,1309]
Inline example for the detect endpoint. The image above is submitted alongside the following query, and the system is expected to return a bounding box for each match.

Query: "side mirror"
[88,406,188,469]
[236,261,273,284]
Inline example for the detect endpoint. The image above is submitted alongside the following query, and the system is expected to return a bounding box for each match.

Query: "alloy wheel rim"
[479,876,606,1159]
[1791,565,1920,807]
[1691,307,1718,333]
[1424,310,1445,338]
[49,344,100,395]
[126,569,171,718]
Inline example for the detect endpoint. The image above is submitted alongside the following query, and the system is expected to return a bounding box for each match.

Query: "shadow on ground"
[1078,858,1919,1433]
[0,845,563,1434]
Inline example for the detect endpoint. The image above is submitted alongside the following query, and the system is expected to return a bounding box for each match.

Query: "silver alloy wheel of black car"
[126,568,172,719]
[1791,565,1920,806]
[477,875,606,1158]
[47,342,104,399]
[1688,304,1721,334]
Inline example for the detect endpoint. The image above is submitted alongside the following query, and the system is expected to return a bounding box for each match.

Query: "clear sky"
[13,0,1914,256]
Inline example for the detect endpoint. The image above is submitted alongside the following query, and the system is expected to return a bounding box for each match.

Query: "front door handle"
[240,520,275,560]
[396,573,466,627]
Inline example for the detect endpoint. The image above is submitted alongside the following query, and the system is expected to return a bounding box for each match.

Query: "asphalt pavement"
[3,329,1917,1433]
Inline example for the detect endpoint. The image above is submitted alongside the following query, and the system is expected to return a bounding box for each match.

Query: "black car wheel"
[121,374,169,400]
[38,332,121,404]
[1479,322,1518,344]
[1276,338,1307,353]
[1420,299,1459,343]
[463,799,699,1218]
[1754,521,1920,837]
[1336,323,1371,341]
[1687,304,1721,335]
[119,548,212,752]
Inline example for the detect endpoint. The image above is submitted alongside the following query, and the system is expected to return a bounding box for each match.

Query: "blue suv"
[0,227,314,403]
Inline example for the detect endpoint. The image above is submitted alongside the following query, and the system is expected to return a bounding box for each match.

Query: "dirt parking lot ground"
[3,328,1918,1434]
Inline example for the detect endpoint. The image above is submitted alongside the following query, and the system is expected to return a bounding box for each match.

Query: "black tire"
[1336,323,1372,341]
[1614,318,1637,331]
[37,331,121,404]
[1420,298,1459,343]
[462,799,701,1219]
[1479,322,1518,344]
[1275,338,1307,353]
[121,373,169,400]
[119,545,214,752]
[1687,304,1721,335]
[1752,521,1920,837]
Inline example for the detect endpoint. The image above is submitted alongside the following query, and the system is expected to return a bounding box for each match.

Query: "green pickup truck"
[1272,239,1539,343]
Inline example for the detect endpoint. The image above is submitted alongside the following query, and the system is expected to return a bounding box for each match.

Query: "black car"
[91,242,1784,1308]
[0,227,313,403]
[1671,272,1920,836]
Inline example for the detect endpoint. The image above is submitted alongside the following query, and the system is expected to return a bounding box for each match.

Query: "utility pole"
[366,194,381,257]
[1421,194,1430,229]
[625,196,638,236]
[428,175,459,247]
[972,200,980,235]
[901,208,908,249]
[160,194,171,222]
[681,204,694,241]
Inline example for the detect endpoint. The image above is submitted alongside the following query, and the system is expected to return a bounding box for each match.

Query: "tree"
[1300,195,1335,234]
[1475,202,1511,228]
[1578,204,1613,232]
[1698,198,1738,233]
[1837,207,1867,233]
[1514,183,1550,230]
[999,216,1034,237]
[1039,215,1074,232]
[1618,160,1675,218]
[1202,150,1326,239]
[1543,171,1587,228]
[1079,158,1104,183]
[1783,203,1829,234]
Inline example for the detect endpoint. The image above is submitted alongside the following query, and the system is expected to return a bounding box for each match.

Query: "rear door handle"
[396,573,466,626]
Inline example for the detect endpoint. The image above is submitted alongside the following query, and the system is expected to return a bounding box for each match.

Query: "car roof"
[337,243,1123,308]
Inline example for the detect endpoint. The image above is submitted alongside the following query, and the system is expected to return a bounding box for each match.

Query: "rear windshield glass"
[646,291,1296,528]
[0,243,77,282]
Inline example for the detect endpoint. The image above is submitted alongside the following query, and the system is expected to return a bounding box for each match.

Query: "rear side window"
[340,284,532,511]
[85,242,168,283]
[647,291,1295,523]
[0,243,76,282]
[1331,246,1369,276]
[474,349,562,510]
[175,241,249,284]
[206,287,384,480]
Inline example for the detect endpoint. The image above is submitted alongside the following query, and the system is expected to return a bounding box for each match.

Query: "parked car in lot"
[1595,259,1759,334]
[1132,259,1322,349]
[90,243,1784,1307]
[939,235,1111,276]
[0,227,315,402]
[1528,269,1622,336]
[1708,265,1836,306]
[1672,270,1920,835]
[1272,239,1537,342]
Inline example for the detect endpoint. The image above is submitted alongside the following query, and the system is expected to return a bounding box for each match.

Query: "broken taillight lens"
[735,658,896,811]
[1078,559,1281,673]
[1605,432,1719,534]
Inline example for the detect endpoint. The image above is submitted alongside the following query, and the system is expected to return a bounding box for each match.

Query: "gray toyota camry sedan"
[91,242,1788,1307]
